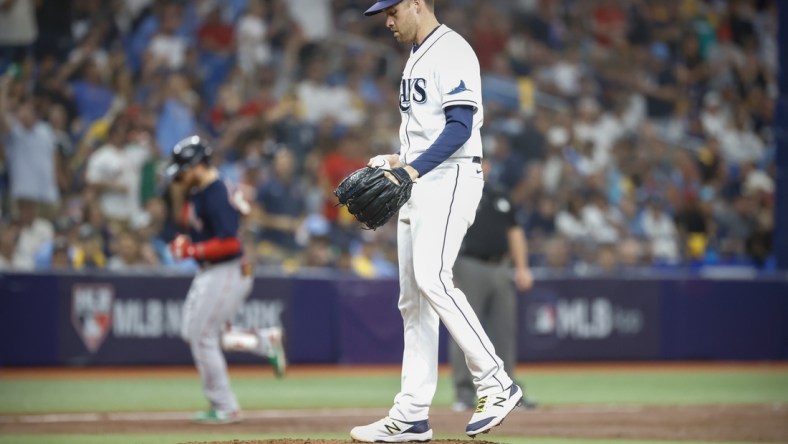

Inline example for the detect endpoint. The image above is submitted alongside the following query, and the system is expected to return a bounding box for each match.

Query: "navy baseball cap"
[364,0,403,16]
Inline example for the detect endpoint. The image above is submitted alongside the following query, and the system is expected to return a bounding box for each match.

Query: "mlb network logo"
[527,297,644,340]
[71,284,114,352]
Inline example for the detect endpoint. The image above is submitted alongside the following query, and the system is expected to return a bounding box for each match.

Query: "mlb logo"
[71,284,114,353]
[528,302,556,335]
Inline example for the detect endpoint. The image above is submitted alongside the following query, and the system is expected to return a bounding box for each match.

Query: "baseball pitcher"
[348,1,523,441]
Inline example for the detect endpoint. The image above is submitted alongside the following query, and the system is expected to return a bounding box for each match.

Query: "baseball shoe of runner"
[220,327,287,377]
[265,326,287,378]
[465,384,523,436]
[191,408,241,425]
[350,416,432,442]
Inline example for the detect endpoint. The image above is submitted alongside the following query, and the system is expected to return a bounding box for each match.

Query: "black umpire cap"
[165,135,213,182]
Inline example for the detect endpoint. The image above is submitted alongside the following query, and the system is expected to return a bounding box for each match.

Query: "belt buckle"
[241,262,253,277]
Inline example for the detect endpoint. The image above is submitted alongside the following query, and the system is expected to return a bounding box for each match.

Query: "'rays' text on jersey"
[399,77,427,112]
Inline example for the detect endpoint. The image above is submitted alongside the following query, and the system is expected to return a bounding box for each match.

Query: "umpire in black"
[449,160,535,411]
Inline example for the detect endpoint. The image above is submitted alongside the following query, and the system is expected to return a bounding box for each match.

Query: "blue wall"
[1,272,786,366]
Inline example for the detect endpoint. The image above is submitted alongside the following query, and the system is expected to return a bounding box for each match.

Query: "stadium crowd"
[0,0,778,275]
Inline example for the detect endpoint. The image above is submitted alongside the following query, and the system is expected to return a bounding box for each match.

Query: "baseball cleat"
[266,327,287,378]
[465,384,523,436]
[191,408,241,425]
[221,329,259,352]
[350,416,432,442]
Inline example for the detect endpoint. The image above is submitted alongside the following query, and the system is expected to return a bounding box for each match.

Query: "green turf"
[1,370,787,414]
[0,435,761,444]
[0,374,405,413]
[518,371,788,405]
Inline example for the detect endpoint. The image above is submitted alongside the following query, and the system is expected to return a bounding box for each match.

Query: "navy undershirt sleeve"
[409,105,473,177]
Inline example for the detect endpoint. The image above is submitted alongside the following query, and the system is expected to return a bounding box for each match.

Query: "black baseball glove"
[334,166,414,230]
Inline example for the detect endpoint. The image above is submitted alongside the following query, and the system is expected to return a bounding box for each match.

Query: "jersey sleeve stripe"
[442,99,478,108]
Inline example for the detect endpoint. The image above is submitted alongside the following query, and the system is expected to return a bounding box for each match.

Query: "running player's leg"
[389,202,440,422]
[181,263,251,412]
[410,163,512,397]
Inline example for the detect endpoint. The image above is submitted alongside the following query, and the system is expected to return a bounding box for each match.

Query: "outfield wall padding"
[1,272,786,365]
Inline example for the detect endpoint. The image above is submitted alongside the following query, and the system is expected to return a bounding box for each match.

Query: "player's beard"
[390,21,413,44]
[393,29,411,43]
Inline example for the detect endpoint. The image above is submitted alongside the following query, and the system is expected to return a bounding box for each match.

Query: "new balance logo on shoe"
[384,422,401,434]
[466,384,523,437]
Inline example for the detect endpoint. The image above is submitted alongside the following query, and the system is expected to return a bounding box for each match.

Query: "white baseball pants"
[390,160,512,421]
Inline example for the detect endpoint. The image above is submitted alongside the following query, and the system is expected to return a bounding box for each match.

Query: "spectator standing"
[254,147,306,251]
[155,73,198,157]
[144,2,189,71]
[236,0,272,75]
[285,0,333,42]
[85,117,151,222]
[0,76,60,211]
[296,56,364,126]
[58,27,116,129]
[196,2,235,107]
[0,0,37,67]
[639,42,678,121]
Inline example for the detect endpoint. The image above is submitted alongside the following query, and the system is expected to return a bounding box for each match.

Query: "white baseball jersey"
[388,25,514,423]
[398,25,484,165]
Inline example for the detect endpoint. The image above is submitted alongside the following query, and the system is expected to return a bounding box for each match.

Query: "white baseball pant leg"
[181,259,252,412]
[390,161,512,421]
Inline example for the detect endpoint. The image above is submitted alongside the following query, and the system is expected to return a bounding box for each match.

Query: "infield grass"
[1,367,787,414]
[2,365,785,444]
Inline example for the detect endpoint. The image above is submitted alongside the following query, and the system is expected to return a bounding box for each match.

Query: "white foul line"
[0,408,389,424]
[0,405,651,425]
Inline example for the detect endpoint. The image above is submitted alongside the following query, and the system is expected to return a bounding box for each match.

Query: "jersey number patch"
[399,77,427,112]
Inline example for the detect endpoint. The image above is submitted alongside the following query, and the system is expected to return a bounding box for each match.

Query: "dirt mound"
[3,405,787,442]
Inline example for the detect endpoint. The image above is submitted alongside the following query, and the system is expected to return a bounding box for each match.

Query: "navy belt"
[199,255,241,269]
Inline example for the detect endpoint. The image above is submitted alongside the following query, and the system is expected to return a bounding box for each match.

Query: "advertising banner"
[2,273,786,365]
[519,280,662,360]
[336,279,402,364]
[56,274,291,365]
